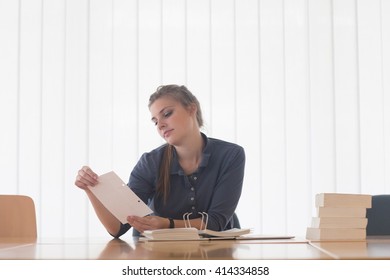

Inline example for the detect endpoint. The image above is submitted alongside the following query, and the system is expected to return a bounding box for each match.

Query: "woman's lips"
[163,129,173,138]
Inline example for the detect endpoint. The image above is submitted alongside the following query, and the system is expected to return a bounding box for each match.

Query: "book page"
[88,171,153,224]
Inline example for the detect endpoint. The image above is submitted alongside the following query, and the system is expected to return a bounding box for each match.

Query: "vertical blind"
[0,0,389,239]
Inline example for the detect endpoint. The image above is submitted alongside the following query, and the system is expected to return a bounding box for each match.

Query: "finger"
[127,216,151,231]
[76,172,96,187]
[82,166,99,180]
[74,176,88,189]
[131,217,161,233]
[133,223,154,233]
[78,168,98,185]
[127,216,146,226]
[126,217,144,233]
[75,174,95,189]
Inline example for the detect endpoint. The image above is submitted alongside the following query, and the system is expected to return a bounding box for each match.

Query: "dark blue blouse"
[113,133,245,238]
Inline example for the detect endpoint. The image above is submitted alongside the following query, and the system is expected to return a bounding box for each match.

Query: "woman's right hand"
[74,166,99,190]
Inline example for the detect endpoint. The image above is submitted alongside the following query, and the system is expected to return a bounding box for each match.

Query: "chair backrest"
[0,195,37,239]
[232,212,241,229]
[366,194,390,236]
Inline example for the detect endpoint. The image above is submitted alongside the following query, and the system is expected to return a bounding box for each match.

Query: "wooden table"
[309,236,390,259]
[0,237,330,260]
[1,236,390,260]
[2,237,390,280]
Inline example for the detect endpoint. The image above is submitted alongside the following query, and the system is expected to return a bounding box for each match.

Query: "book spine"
[311,217,368,228]
[315,193,372,208]
[306,228,366,241]
[316,207,367,217]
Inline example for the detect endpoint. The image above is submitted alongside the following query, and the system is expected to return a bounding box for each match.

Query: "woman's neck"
[175,132,204,174]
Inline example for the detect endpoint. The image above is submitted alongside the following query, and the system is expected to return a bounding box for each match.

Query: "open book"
[142,227,251,241]
[142,212,251,241]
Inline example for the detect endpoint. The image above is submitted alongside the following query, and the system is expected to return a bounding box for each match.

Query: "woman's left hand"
[126,215,169,233]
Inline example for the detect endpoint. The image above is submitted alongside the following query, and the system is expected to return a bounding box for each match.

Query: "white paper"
[88,171,153,224]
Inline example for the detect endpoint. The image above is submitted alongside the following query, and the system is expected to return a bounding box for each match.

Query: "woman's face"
[150,96,197,146]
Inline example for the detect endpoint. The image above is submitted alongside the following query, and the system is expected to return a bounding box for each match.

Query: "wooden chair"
[0,195,37,240]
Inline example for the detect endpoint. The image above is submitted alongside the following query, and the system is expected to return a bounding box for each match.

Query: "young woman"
[75,85,245,238]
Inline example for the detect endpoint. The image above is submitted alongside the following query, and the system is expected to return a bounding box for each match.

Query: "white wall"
[0,0,389,239]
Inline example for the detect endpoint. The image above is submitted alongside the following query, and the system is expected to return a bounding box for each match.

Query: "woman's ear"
[188,103,197,116]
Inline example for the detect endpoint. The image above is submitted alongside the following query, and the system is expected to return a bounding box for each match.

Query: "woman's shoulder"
[206,136,244,153]
[203,135,245,164]
[202,136,245,171]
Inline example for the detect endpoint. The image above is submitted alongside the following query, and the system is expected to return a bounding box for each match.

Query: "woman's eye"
[152,109,174,125]
[163,110,173,118]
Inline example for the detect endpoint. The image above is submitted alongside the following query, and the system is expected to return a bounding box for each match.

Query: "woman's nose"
[158,121,166,130]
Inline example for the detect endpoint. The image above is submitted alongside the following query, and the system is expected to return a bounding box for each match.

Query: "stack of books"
[306,193,372,241]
